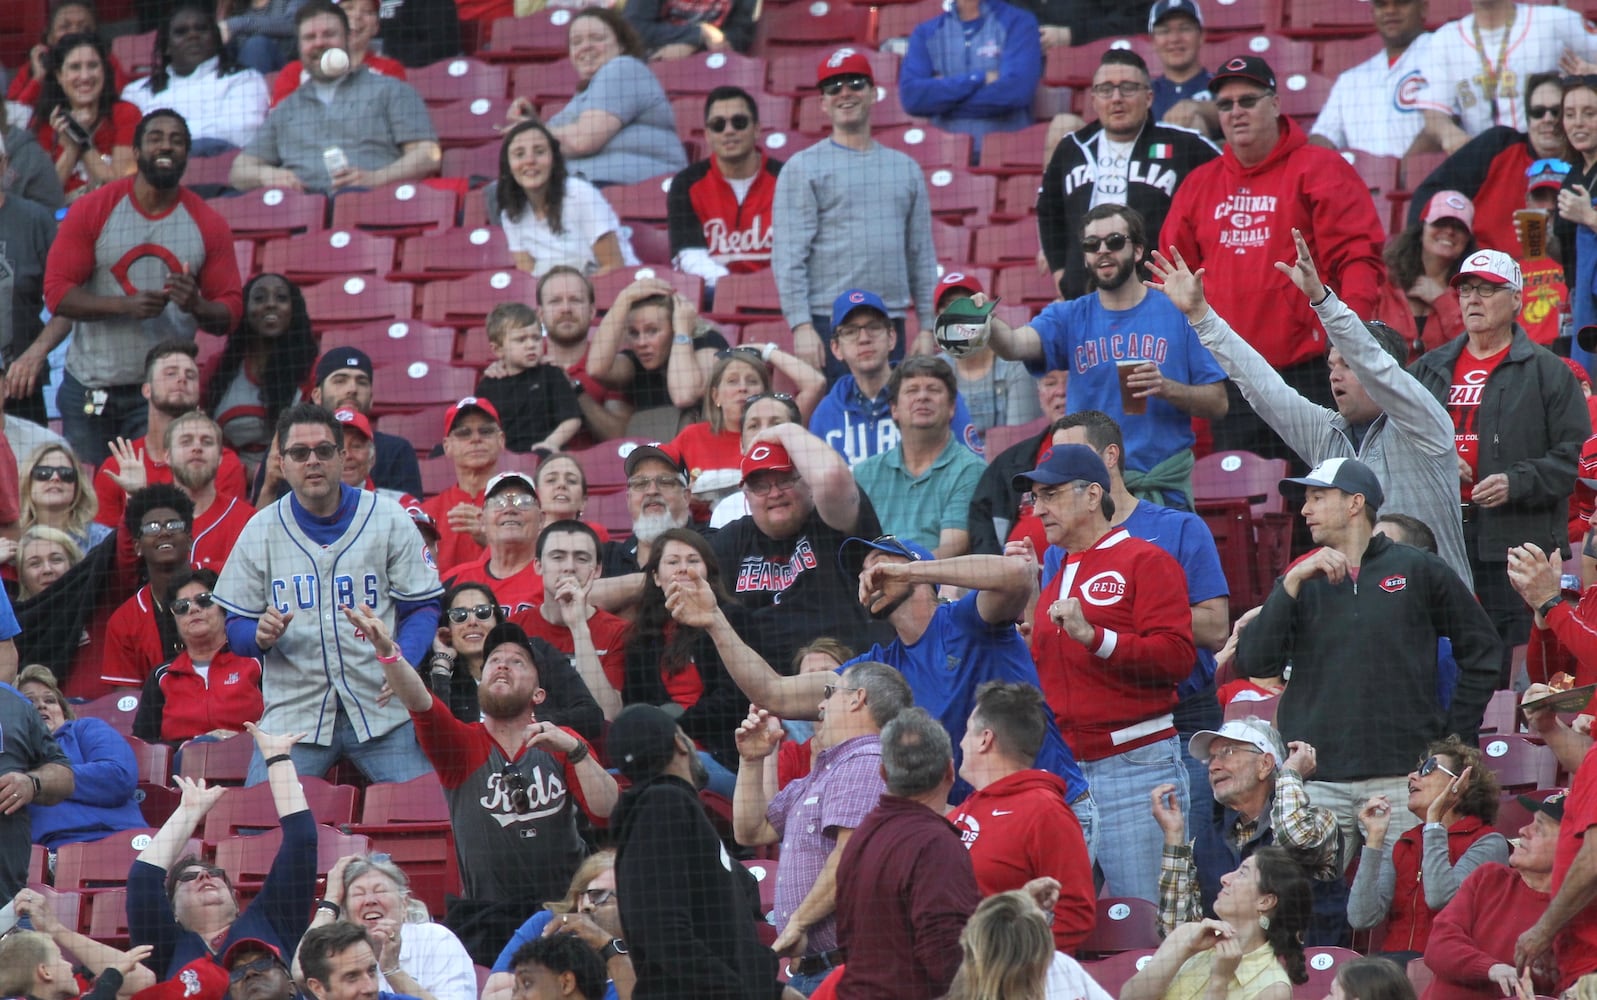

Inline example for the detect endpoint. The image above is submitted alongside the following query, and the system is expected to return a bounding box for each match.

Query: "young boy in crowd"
[475,302,583,455]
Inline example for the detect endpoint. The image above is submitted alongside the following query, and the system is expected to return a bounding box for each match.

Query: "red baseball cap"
[740,441,795,483]
[817,47,873,86]
[130,956,230,1000]
[222,938,285,969]
[333,406,373,440]
[935,271,984,310]
[442,396,500,437]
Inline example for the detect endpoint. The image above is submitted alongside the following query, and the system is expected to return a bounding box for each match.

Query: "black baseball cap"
[1280,457,1385,510]
[1209,54,1276,93]
[1517,789,1567,822]
[606,704,680,781]
[314,347,374,386]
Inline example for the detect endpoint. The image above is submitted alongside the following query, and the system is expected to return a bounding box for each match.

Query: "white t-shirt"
[122,56,269,149]
[375,921,477,1000]
[1416,4,1597,136]
[1089,135,1136,208]
[1312,34,1432,157]
[499,176,639,277]
[1047,952,1118,1000]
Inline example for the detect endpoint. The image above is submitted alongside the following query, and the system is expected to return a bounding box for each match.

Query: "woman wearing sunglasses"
[132,568,263,746]
[1348,736,1508,960]
[15,442,112,555]
[664,348,824,490]
[481,851,631,1000]
[496,119,637,279]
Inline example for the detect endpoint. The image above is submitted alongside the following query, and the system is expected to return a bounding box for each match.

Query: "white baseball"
[320,47,350,76]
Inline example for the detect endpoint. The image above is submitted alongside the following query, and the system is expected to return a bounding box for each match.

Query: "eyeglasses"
[1455,281,1508,299]
[821,75,871,97]
[833,321,892,343]
[171,593,215,616]
[1417,755,1460,779]
[1208,744,1264,761]
[1214,91,1274,113]
[141,518,189,536]
[447,604,496,623]
[1082,233,1130,253]
[1529,104,1563,121]
[1090,81,1149,98]
[745,472,800,497]
[176,865,227,884]
[31,465,78,483]
[283,442,340,463]
[580,888,616,906]
[501,768,531,813]
[486,492,538,510]
[627,474,684,493]
[707,114,752,133]
[228,958,283,983]
[822,683,859,700]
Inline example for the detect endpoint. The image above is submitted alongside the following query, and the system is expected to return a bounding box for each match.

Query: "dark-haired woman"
[496,119,635,278]
[1123,847,1312,1000]
[8,0,130,106]
[121,2,268,154]
[201,273,319,479]
[32,32,138,199]
[1371,191,1473,359]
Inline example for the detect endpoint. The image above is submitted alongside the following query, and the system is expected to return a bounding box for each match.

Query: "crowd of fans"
[10,0,1597,998]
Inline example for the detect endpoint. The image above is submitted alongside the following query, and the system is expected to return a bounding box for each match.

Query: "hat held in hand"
[934,295,999,359]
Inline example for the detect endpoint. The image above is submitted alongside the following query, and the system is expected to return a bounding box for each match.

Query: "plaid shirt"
[1157,768,1339,933]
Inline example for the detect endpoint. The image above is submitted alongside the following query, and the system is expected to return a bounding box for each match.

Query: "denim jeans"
[1081,735,1188,903]
[784,967,835,997]
[58,372,148,468]
[1073,789,1100,867]
[244,709,433,786]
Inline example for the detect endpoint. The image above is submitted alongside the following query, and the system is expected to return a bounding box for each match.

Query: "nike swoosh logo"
[992,810,1013,816]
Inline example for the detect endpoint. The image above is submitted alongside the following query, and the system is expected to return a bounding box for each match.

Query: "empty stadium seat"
[592,267,705,311]
[876,125,974,169]
[234,240,255,283]
[1478,735,1559,791]
[389,227,514,284]
[485,10,572,61]
[176,731,256,784]
[1204,0,1280,33]
[931,220,973,262]
[1080,898,1161,955]
[565,439,651,494]
[29,844,47,885]
[419,271,538,326]
[1277,71,1336,122]
[260,230,397,285]
[984,416,1047,460]
[215,825,371,900]
[56,829,202,892]
[1203,35,1315,78]
[975,124,1052,176]
[994,174,1044,221]
[705,271,783,319]
[1194,451,1291,520]
[509,60,582,105]
[875,0,944,42]
[373,361,483,413]
[627,223,673,265]
[85,888,131,946]
[184,150,240,189]
[923,169,997,224]
[753,3,874,55]
[1282,0,1377,35]
[1341,151,1402,200]
[651,51,769,96]
[1318,38,1382,81]
[430,97,516,150]
[374,410,448,456]
[302,277,416,331]
[1300,949,1363,1000]
[582,490,634,538]
[75,690,144,738]
[112,31,158,78]
[126,737,173,785]
[210,189,327,242]
[604,175,675,225]
[331,182,458,236]
[973,218,1041,265]
[440,144,501,184]
[420,454,457,495]
[318,319,458,367]
[994,264,1060,309]
[408,57,510,106]
[201,778,360,843]
[345,776,461,916]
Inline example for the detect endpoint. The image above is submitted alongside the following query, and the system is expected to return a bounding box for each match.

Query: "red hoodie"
[1159,115,1386,369]
[947,769,1096,952]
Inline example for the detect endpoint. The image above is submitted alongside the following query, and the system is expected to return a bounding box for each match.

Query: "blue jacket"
[29,718,146,849]
[809,373,979,468]
[899,0,1041,148]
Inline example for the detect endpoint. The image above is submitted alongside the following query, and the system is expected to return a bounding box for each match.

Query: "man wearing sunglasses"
[666,86,782,291]
[773,47,938,378]
[419,396,505,576]
[898,0,1041,156]
[222,937,300,1000]
[101,484,194,689]
[1161,54,1386,463]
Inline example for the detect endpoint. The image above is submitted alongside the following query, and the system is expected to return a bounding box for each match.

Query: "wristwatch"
[600,939,628,961]
[1537,595,1562,619]
[29,774,41,797]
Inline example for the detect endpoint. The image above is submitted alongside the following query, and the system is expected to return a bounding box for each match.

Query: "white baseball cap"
[1451,249,1522,292]
[1188,717,1287,764]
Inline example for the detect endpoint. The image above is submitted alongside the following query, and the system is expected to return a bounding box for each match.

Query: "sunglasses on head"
[821,74,871,97]
[448,604,496,623]
[707,114,751,133]
[1082,233,1130,253]
[171,593,215,616]
[1417,755,1459,779]
[31,464,78,483]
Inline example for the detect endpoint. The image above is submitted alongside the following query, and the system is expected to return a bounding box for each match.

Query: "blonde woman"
[15,443,110,555]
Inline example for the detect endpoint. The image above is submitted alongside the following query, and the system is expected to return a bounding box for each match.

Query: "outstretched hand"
[244,722,306,760]
[1144,248,1209,323]
[342,603,396,658]
[1272,228,1327,302]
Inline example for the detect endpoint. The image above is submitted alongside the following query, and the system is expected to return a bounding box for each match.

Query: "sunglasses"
[580,888,616,906]
[176,865,227,884]
[486,493,538,510]
[501,768,531,813]
[1082,233,1130,253]
[229,958,283,983]
[31,464,78,483]
[1529,104,1563,121]
[707,114,751,133]
[141,518,190,536]
[283,442,339,463]
[1214,91,1273,113]
[171,592,215,616]
[822,683,859,700]
[1527,157,1572,176]
[448,604,496,623]
[821,74,871,97]
[1417,755,1459,779]
[715,345,769,363]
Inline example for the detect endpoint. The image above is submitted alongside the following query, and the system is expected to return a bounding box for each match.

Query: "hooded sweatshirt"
[808,373,978,467]
[1159,115,1386,369]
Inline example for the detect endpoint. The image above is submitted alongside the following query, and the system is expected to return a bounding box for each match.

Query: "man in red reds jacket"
[1017,442,1195,904]
[1159,54,1385,462]
[667,85,782,291]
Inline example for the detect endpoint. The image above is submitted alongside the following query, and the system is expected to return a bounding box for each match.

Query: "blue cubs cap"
[838,533,935,574]
[831,288,889,330]
[1012,444,1112,493]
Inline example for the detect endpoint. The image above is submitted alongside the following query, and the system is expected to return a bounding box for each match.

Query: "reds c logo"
[748,444,774,462]
[1379,575,1407,593]
[1079,571,1127,606]
[1223,57,1249,72]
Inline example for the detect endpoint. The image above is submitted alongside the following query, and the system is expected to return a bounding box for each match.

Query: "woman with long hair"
[665,348,824,488]
[15,443,112,554]
[201,273,319,478]
[1560,74,1597,375]
[1123,847,1312,1000]
[946,891,1056,1000]
[9,0,130,105]
[32,31,138,199]
[120,1,268,154]
[496,118,634,278]
[1372,191,1475,359]
[533,452,611,542]
[12,523,116,699]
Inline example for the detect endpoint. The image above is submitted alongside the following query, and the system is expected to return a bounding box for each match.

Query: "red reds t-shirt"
[1448,344,1511,500]
[1554,742,1597,987]
[512,607,631,692]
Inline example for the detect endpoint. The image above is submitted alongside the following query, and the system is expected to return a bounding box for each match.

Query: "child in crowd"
[474,303,583,455]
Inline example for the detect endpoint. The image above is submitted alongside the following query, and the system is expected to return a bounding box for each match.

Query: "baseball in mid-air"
[320,47,350,76]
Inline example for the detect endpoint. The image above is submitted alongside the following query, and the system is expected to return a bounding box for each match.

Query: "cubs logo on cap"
[1450,249,1522,292]
[831,287,890,330]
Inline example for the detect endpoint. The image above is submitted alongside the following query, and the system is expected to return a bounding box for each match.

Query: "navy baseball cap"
[838,533,934,574]
[607,704,681,781]
[314,347,374,385]
[1012,444,1112,493]
[1149,0,1202,30]
[1518,789,1567,822]
[831,288,889,330]
[1209,54,1276,93]
[1280,457,1384,510]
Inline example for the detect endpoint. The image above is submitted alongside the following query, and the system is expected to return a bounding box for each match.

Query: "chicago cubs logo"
[1394,70,1424,111]
[1379,575,1407,593]
[1079,570,1127,606]
[848,291,865,304]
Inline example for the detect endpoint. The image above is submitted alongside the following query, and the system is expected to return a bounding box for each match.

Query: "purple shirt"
[766,733,885,953]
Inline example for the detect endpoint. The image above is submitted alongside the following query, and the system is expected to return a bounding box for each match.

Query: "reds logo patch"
[1224,57,1249,72]
[1379,575,1407,593]
[748,444,775,462]
[1079,570,1127,606]
[423,543,437,572]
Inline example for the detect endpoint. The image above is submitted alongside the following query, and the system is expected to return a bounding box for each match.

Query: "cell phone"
[62,115,92,148]
[323,146,349,177]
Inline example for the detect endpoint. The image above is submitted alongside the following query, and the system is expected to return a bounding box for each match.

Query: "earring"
[1258,915,1271,931]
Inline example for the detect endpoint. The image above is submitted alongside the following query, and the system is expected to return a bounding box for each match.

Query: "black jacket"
[968,427,1049,555]
[1038,117,1219,298]
[1010,0,1151,42]
[1411,327,1587,561]
[621,614,746,768]
[1237,533,1501,781]
[613,774,777,1000]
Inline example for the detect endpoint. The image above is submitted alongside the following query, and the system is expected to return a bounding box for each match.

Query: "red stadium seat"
[210,188,327,241]
[1340,151,1402,199]
[374,410,447,456]
[176,732,257,784]
[346,776,461,916]
[975,123,1052,176]
[56,829,202,891]
[1081,951,1158,996]
[331,182,458,237]
[705,271,783,319]
[1046,37,1157,88]
[1202,0,1280,35]
[260,230,397,285]
[565,439,651,494]
[485,10,572,62]
[440,144,502,184]
[407,57,510,106]
[75,690,144,738]
[923,169,996,224]
[984,416,1047,461]
[753,4,873,55]
[973,218,1041,265]
[185,150,240,188]
[592,267,704,312]
[994,173,1044,221]
[1480,688,1519,734]
[1277,71,1336,122]
[994,264,1060,309]
[876,125,974,169]
[604,175,676,225]
[1407,959,1436,998]
[509,60,582,105]
[1197,498,1267,616]
[1079,898,1161,955]
[931,220,972,262]
[372,362,483,413]
[1224,693,1279,723]
[1300,949,1364,1000]
[876,0,944,42]
[112,31,158,78]
[420,455,457,495]
[430,97,516,150]
[628,223,673,266]
[24,885,82,936]
[318,319,458,367]
[1318,39,1382,82]
[126,737,173,785]
[29,844,47,884]
[85,888,131,946]
[215,825,370,888]
[419,271,538,327]
[392,226,515,282]
[302,277,416,331]
[1478,735,1559,791]
[1283,0,1380,36]
[582,490,634,538]
[1194,451,1291,520]
[1204,35,1316,78]
[651,51,769,96]
[138,782,182,827]
[202,778,360,844]
[234,240,256,283]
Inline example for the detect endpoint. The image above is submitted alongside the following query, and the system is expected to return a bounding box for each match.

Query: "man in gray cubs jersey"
[214,402,442,785]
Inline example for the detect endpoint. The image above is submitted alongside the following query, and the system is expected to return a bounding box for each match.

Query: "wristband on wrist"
[566,741,590,765]
[1538,595,1562,619]
[375,650,402,664]
[265,754,293,768]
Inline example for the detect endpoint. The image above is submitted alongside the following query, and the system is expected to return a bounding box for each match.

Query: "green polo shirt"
[853,435,986,551]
